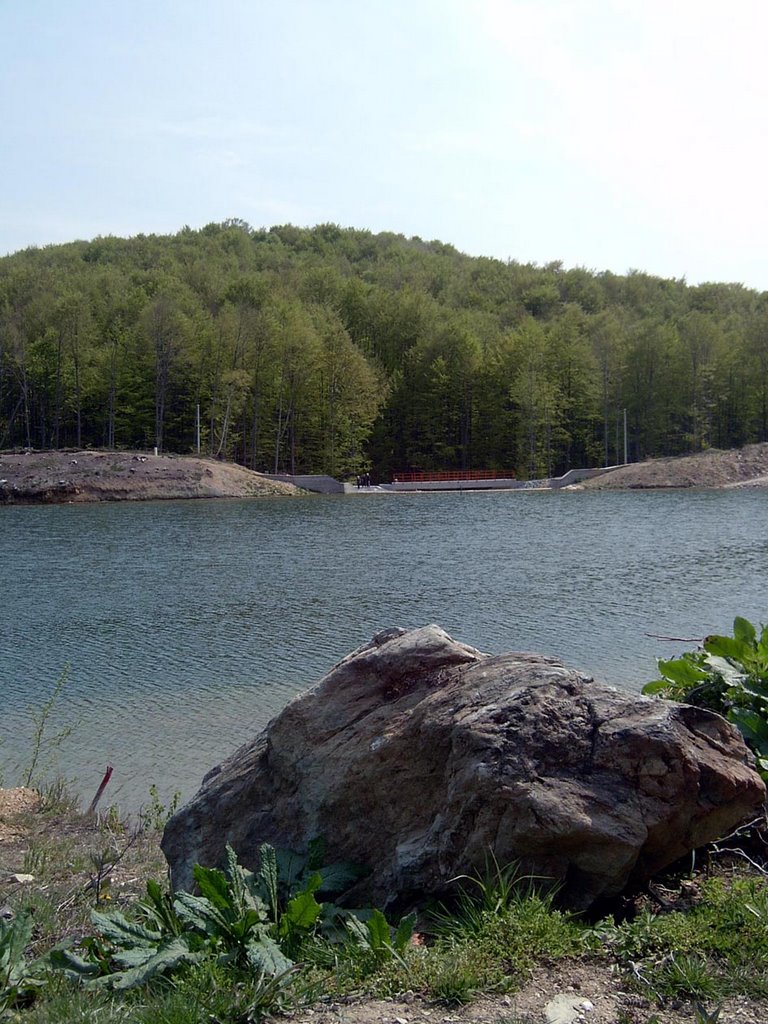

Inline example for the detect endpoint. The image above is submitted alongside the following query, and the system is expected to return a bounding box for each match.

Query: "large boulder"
[162,625,765,910]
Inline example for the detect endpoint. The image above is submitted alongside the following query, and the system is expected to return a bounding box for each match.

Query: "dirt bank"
[0,450,299,503]
[579,442,768,490]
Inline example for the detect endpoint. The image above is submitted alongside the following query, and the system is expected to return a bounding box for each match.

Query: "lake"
[1,488,766,813]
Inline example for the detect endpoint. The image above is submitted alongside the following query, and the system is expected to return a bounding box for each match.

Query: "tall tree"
[508,319,562,478]
[676,311,720,450]
[746,304,768,442]
[545,305,600,471]
[142,295,184,453]
[589,310,626,466]
[310,307,385,476]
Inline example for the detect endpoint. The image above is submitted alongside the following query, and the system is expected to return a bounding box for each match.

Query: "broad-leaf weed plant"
[644,615,768,779]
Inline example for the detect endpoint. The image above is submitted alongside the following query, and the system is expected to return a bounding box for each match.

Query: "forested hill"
[1,220,766,481]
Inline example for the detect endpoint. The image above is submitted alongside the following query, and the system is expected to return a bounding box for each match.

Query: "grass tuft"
[3,794,768,1021]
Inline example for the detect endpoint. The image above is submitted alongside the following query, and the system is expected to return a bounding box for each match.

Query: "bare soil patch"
[0,449,299,503]
[0,788,40,843]
[0,787,166,950]
[580,443,768,490]
[295,966,765,1024]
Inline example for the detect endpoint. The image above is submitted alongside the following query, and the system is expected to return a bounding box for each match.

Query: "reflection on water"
[2,488,766,811]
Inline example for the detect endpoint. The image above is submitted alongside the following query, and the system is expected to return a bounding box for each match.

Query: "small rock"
[545,994,590,1024]
[10,873,35,885]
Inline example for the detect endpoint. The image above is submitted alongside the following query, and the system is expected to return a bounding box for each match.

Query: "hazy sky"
[3,0,767,288]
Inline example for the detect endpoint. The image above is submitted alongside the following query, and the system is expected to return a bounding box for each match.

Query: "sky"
[2,0,768,289]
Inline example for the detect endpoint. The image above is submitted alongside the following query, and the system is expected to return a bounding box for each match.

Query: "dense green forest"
[2,220,767,480]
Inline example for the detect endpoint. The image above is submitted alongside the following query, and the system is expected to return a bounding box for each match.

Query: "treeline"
[2,219,768,480]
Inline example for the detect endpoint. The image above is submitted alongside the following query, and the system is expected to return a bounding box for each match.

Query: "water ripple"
[2,489,766,810]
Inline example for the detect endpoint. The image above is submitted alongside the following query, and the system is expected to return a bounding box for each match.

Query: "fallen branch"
[645,633,706,643]
[709,846,768,876]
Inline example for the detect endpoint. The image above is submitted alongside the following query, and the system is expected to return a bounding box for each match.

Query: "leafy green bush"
[139,784,181,833]
[643,616,768,778]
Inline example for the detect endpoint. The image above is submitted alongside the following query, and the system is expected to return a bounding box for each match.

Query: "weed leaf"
[394,911,417,952]
[366,909,391,949]
[173,892,226,935]
[245,934,294,975]
[282,887,323,933]
[91,910,162,947]
[109,936,199,990]
[192,864,231,912]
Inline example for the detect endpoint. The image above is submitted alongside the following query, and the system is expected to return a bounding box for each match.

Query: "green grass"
[3,793,768,1022]
[601,876,768,1002]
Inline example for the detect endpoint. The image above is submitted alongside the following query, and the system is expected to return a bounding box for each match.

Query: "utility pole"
[623,408,628,465]
[195,403,201,455]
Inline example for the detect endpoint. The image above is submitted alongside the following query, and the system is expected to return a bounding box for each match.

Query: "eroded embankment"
[0,450,299,503]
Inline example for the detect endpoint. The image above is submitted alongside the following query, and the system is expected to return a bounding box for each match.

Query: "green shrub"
[643,616,768,778]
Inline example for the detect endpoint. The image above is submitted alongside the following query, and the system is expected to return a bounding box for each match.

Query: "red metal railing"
[392,470,516,482]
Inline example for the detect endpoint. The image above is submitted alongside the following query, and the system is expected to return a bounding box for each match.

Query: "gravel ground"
[291,968,766,1024]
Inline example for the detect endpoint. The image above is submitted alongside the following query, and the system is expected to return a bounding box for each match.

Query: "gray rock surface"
[162,625,765,909]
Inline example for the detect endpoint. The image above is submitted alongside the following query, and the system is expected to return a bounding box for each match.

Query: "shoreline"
[2,443,768,505]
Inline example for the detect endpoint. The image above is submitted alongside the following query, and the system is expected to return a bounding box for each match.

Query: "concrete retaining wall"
[387,477,519,492]
[266,466,622,494]
[548,466,620,488]
[386,467,619,491]
[263,474,345,494]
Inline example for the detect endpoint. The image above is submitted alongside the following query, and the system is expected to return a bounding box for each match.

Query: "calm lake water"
[2,488,766,813]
